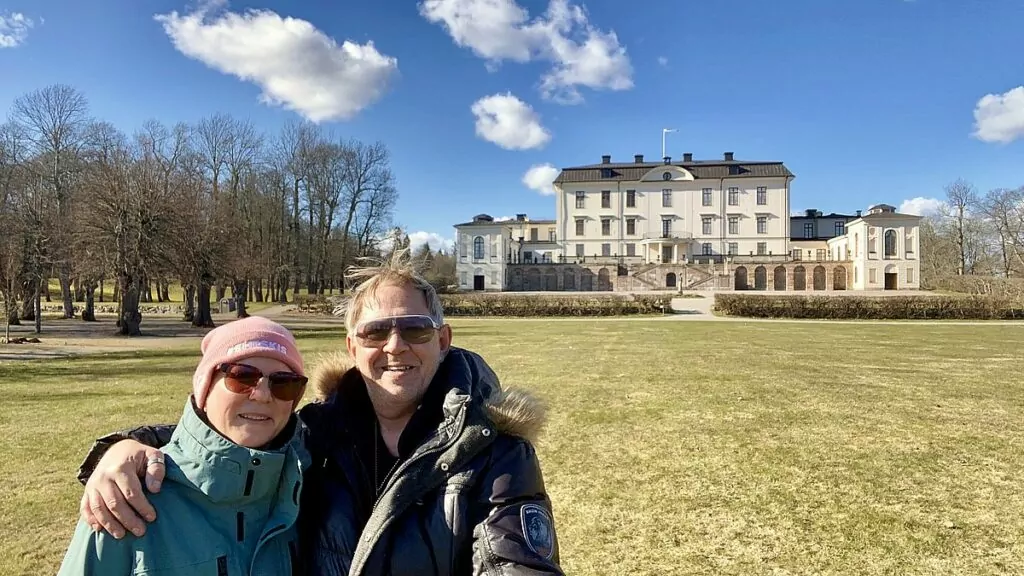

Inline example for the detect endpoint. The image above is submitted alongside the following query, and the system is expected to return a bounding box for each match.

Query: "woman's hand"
[78,440,166,539]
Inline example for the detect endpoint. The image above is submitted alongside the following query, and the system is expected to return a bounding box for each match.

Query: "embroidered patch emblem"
[520,503,555,560]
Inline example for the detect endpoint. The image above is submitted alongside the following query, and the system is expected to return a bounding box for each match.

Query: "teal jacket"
[58,397,310,575]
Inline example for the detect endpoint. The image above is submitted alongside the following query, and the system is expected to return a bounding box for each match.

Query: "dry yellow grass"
[1,319,1022,575]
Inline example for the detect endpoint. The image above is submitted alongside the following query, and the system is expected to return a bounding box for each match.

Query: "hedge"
[714,293,1024,320]
[295,292,674,317]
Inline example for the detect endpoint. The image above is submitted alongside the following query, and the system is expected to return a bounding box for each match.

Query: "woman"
[58,316,311,575]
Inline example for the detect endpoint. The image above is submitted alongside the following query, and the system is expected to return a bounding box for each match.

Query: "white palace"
[454,152,922,293]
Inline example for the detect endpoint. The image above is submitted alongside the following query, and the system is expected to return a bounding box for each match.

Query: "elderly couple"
[58,255,563,575]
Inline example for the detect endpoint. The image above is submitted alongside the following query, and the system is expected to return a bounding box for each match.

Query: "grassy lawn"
[2,319,1023,574]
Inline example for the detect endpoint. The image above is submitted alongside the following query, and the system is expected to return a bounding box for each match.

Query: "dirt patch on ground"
[0,307,346,361]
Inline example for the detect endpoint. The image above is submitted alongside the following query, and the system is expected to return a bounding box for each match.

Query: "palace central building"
[454,151,921,292]
[555,152,792,263]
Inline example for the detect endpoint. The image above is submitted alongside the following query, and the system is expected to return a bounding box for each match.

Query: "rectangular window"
[491,238,499,260]
[702,242,712,255]
[907,267,914,283]
[662,218,672,237]
[816,249,826,261]
[728,216,739,235]
[792,248,801,260]
[757,216,767,234]
[575,191,585,209]
[460,272,467,285]
[601,218,611,236]
[492,271,498,285]
[626,218,636,235]
[548,228,556,242]
[756,242,767,255]
[626,243,635,256]
[575,243,584,257]
[529,227,538,241]
[601,190,611,208]
[803,222,813,238]
[756,186,767,205]
[601,243,611,256]
[728,188,739,206]
[662,189,672,207]
[835,221,845,236]
[626,190,636,207]
[702,217,712,235]
[575,219,584,236]
[869,268,877,283]
[702,188,712,206]
[728,242,738,255]
[459,236,468,258]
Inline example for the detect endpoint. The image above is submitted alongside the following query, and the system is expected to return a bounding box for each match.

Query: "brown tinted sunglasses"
[216,362,308,402]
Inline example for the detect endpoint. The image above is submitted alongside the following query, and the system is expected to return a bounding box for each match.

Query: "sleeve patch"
[520,503,555,560]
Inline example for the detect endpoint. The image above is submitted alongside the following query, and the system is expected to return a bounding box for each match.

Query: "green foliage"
[440,293,673,317]
[714,293,1024,320]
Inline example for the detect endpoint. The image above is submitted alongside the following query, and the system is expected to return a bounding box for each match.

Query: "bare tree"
[11,84,90,319]
[979,187,1024,277]
[941,179,982,275]
[338,140,397,288]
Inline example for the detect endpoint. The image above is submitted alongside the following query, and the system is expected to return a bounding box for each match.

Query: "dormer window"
[601,168,613,178]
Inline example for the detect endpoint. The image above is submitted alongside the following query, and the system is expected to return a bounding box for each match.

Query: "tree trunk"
[183,283,196,322]
[34,279,41,334]
[99,277,105,303]
[161,282,170,302]
[20,278,36,321]
[234,279,249,319]
[278,274,290,304]
[255,278,264,303]
[82,282,97,322]
[60,268,74,317]
[155,280,165,303]
[2,286,19,326]
[117,276,142,336]
[193,281,215,328]
[215,285,226,301]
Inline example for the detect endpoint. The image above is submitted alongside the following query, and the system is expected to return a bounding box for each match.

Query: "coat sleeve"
[471,437,564,575]
[76,425,177,485]
[57,519,134,575]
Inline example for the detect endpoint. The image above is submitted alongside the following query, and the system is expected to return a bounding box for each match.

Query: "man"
[76,252,564,575]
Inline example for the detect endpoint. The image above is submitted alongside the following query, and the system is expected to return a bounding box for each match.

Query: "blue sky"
[1,0,1022,250]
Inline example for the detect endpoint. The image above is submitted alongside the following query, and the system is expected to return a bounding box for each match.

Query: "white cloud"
[408,231,454,252]
[419,0,632,104]
[0,12,34,48]
[972,86,1024,144]
[471,92,551,150]
[495,215,514,221]
[154,3,398,122]
[657,55,668,67]
[899,197,945,217]
[522,163,559,195]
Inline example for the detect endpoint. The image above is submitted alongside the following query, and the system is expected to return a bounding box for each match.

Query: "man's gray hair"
[334,248,446,333]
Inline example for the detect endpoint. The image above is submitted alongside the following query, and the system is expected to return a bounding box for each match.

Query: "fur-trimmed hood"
[306,346,547,443]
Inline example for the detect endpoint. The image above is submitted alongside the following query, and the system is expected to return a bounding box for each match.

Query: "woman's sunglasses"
[215,362,308,402]
[354,314,440,346]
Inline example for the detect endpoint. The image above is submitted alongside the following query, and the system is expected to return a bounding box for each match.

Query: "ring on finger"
[146,455,165,467]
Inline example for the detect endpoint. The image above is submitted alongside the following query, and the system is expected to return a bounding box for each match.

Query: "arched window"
[884,229,897,258]
[473,236,485,260]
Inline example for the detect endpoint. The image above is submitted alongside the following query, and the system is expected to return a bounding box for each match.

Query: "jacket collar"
[163,397,302,505]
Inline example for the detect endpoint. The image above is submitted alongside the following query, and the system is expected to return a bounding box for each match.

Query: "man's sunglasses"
[215,362,308,402]
[354,314,440,346]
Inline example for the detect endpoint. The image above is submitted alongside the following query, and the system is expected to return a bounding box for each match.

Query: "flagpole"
[662,128,676,159]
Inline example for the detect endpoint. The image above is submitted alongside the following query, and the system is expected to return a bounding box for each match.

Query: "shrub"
[925,275,1024,299]
[713,293,1024,320]
[293,294,337,316]
[439,293,673,317]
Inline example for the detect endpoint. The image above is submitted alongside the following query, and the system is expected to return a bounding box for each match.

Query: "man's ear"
[438,324,453,355]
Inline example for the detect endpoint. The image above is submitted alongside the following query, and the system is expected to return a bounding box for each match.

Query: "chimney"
[663,156,671,164]
[855,209,862,217]
[516,213,526,221]
[683,152,693,162]
[601,154,611,164]
[723,151,734,161]
[634,154,644,163]
[805,209,817,218]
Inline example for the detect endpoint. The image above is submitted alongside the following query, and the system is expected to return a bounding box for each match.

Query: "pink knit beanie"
[192,316,305,409]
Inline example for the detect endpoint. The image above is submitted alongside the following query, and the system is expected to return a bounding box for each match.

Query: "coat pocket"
[132,555,231,575]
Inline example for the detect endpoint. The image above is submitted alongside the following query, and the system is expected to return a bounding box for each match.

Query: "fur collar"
[307,347,547,443]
